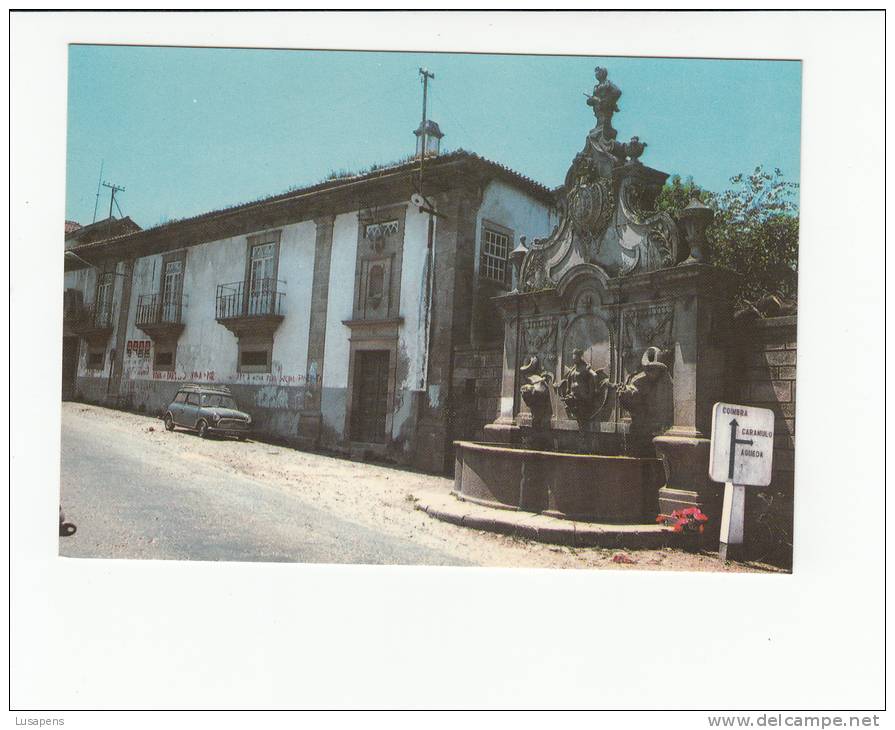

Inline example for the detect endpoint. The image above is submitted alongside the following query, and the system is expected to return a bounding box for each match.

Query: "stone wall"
[727,314,797,562]
[450,344,503,443]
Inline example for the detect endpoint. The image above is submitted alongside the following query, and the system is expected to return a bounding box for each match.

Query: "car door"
[181,392,201,428]
[168,391,185,425]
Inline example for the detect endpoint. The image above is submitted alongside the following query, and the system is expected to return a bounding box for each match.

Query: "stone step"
[413,489,674,549]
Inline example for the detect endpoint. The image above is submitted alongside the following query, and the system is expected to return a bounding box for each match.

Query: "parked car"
[163,384,252,440]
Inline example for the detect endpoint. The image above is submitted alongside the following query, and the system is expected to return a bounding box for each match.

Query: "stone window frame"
[237,339,274,374]
[160,249,188,322]
[243,229,283,311]
[479,220,514,289]
[93,262,118,328]
[86,346,105,370]
[153,343,176,372]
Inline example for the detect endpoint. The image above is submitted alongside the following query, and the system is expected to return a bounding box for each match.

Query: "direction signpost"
[708,403,775,561]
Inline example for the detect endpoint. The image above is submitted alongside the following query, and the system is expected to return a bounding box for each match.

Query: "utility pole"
[102,181,125,221]
[418,67,435,196]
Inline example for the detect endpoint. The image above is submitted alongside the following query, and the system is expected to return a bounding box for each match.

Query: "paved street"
[59,403,767,571]
[60,405,469,565]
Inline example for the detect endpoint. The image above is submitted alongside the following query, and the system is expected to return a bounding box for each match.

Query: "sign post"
[709,403,775,561]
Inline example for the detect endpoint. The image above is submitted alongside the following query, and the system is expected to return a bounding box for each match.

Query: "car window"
[200,393,238,409]
[186,393,201,406]
[174,392,188,404]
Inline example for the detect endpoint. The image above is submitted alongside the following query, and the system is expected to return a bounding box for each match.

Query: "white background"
[8,8,887,721]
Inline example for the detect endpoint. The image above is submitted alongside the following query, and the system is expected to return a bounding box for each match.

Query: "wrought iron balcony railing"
[136,292,186,326]
[67,302,114,332]
[215,278,286,321]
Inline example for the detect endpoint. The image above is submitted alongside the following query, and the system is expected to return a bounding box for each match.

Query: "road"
[59,406,469,565]
[58,404,767,571]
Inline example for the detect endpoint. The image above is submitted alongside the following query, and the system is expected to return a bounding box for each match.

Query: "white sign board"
[708,402,775,487]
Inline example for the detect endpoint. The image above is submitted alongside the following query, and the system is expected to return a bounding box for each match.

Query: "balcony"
[67,303,114,345]
[215,278,286,339]
[135,293,186,340]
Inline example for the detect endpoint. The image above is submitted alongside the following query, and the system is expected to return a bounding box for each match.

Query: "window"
[186,393,201,406]
[238,342,272,373]
[94,272,114,328]
[154,349,174,370]
[480,225,511,285]
[174,392,188,404]
[161,257,184,323]
[245,232,281,316]
[87,350,104,369]
[200,393,238,409]
[241,349,269,368]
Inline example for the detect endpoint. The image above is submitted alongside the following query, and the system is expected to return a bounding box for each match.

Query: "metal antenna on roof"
[102,180,125,221]
[91,160,104,224]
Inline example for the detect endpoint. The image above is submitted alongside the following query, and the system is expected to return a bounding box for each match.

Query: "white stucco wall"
[320,211,359,435]
[474,179,556,276]
[114,221,316,391]
[69,262,127,378]
[270,221,316,383]
[397,203,432,392]
[64,176,556,445]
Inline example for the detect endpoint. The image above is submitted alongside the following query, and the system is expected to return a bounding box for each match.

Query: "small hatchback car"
[163,384,252,439]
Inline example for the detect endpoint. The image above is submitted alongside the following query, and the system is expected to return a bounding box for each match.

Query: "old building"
[62,148,557,473]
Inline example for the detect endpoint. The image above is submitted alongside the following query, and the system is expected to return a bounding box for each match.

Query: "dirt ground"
[61,403,784,573]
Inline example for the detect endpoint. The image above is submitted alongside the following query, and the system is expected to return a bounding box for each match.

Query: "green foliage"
[656,174,704,215]
[657,167,800,306]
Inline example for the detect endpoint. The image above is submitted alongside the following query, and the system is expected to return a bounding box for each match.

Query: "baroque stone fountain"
[453,67,737,525]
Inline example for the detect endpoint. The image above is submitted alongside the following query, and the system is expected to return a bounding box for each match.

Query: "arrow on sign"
[728,419,754,480]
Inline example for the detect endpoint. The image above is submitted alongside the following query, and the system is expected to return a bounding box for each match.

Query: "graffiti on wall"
[152,370,217,382]
[145,370,309,385]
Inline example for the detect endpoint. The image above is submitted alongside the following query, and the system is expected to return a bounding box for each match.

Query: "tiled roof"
[65,216,142,246]
[65,151,553,256]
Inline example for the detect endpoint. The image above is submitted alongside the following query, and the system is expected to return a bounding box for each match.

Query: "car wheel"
[164,413,175,431]
[197,420,209,439]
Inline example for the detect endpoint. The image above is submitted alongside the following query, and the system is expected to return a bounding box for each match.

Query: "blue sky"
[66,46,801,229]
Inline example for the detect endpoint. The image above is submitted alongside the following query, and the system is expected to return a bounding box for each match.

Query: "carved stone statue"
[617,346,674,453]
[519,356,553,425]
[586,66,622,139]
[556,348,612,422]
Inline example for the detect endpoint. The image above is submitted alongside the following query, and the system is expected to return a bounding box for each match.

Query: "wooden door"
[352,350,390,443]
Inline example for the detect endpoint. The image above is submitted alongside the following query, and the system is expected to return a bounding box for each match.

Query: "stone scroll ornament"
[555,348,612,422]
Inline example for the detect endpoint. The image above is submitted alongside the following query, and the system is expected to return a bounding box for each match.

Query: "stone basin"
[453,440,665,523]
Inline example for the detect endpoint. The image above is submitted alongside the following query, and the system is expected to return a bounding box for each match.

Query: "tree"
[657,166,800,306]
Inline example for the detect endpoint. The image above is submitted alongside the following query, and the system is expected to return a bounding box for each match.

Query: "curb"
[414,491,673,549]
